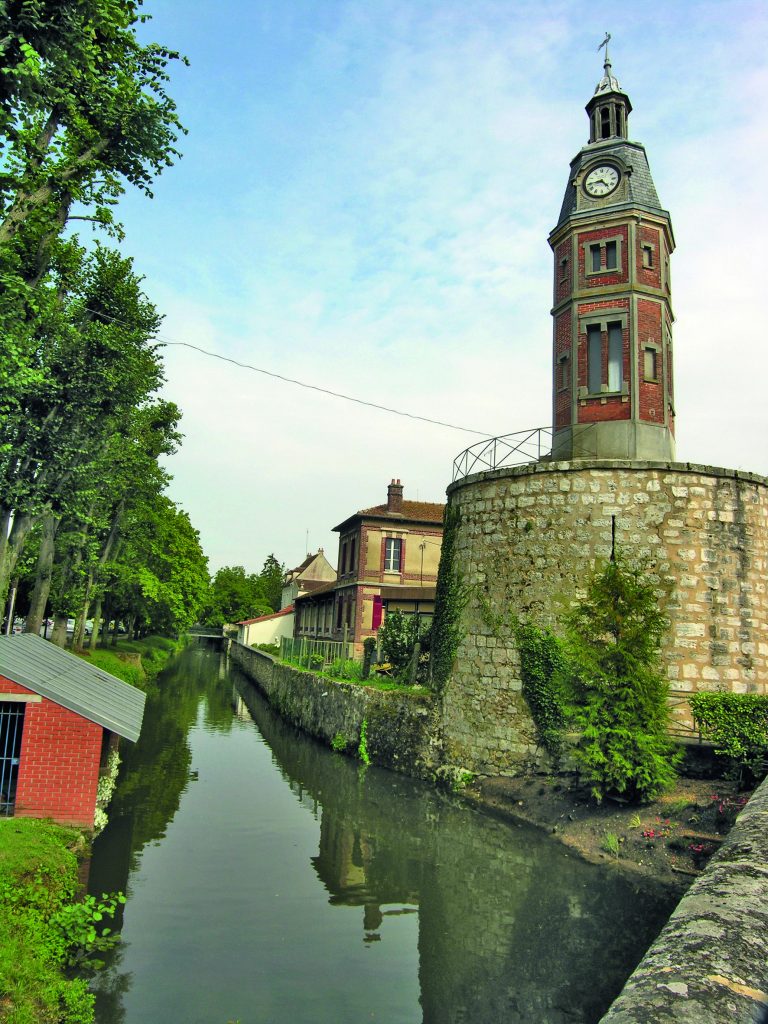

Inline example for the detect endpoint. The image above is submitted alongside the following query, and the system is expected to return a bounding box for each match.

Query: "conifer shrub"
[562,556,681,803]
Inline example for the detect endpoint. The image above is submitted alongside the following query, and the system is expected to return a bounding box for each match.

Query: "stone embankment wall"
[442,460,768,775]
[599,774,768,1023]
[229,643,441,779]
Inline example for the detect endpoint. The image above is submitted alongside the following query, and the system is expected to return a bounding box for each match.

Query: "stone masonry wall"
[229,642,441,780]
[441,459,768,775]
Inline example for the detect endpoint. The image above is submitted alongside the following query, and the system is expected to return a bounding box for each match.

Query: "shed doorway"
[0,701,25,816]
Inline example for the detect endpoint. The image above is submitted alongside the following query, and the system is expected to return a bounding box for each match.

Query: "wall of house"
[241,611,295,648]
[441,460,768,776]
[359,525,442,584]
[229,643,441,780]
[1,676,102,827]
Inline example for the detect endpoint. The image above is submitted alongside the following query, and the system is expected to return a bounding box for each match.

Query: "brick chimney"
[387,478,404,514]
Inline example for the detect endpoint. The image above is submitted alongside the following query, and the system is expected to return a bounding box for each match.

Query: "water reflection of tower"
[311,812,418,944]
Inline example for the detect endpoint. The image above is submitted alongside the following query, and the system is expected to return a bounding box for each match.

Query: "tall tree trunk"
[25,514,60,635]
[90,595,104,649]
[0,509,36,608]
[51,613,68,647]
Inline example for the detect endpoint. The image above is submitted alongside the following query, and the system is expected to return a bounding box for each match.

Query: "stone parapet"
[229,642,441,780]
[598,774,768,1023]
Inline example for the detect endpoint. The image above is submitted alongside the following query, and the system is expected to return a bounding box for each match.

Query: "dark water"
[88,645,675,1024]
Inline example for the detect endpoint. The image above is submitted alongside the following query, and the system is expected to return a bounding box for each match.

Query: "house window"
[607,322,623,392]
[644,347,659,381]
[335,598,343,629]
[348,537,356,577]
[605,240,618,270]
[384,537,402,572]
[587,325,602,394]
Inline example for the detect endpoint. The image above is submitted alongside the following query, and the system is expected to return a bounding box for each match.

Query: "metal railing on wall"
[451,423,597,483]
[279,636,354,671]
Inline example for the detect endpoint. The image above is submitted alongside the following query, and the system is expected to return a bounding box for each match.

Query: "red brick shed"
[0,633,146,827]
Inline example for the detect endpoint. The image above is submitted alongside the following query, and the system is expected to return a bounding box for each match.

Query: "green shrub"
[254,642,280,656]
[563,556,680,803]
[690,692,768,785]
[358,718,371,766]
[327,658,363,681]
[331,732,349,752]
[378,609,430,683]
[0,820,123,1023]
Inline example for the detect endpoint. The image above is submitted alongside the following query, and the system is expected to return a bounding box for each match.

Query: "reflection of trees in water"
[91,645,234,897]
[233,669,676,1024]
[90,652,676,1024]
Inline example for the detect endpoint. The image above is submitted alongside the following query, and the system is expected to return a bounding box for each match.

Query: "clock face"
[584,165,620,197]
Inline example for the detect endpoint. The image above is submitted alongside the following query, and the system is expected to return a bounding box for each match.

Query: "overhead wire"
[83,307,494,437]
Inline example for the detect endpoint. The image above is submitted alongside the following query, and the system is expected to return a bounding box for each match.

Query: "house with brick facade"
[294,480,445,654]
[0,633,145,827]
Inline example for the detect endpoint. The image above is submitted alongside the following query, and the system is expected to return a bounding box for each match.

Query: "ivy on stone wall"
[690,692,768,786]
[514,622,568,763]
[429,502,469,695]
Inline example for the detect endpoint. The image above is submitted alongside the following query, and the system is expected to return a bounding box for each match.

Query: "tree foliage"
[563,557,680,803]
[201,555,285,627]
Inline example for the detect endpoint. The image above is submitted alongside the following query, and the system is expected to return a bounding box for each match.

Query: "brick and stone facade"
[550,49,675,463]
[440,461,768,776]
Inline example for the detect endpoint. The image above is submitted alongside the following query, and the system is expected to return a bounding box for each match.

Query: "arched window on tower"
[600,107,611,139]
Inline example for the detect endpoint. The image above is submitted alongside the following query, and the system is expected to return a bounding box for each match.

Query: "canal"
[88,644,675,1024]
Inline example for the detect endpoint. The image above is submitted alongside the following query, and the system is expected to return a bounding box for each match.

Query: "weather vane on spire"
[598,32,612,68]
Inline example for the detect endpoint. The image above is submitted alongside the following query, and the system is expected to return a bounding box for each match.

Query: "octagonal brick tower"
[549,46,675,461]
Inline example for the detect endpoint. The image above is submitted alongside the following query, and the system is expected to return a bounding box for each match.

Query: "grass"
[282,656,432,696]
[0,820,94,1023]
[73,635,184,689]
[600,832,622,858]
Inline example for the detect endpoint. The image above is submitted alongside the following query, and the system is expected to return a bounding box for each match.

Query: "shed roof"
[0,633,146,742]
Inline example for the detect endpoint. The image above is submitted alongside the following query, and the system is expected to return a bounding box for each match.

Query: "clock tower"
[548,43,675,461]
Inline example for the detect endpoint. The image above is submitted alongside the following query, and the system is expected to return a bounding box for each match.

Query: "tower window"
[558,353,569,391]
[607,322,623,392]
[605,241,618,270]
[587,325,602,394]
[590,244,601,272]
[644,347,659,381]
[559,256,569,281]
[600,107,611,139]
[641,244,654,269]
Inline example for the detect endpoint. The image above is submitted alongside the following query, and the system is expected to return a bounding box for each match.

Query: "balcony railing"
[452,423,597,482]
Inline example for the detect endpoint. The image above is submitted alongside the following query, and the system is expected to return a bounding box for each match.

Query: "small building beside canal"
[0,633,145,827]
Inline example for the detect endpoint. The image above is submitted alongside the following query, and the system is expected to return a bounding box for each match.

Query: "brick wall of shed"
[1,675,103,827]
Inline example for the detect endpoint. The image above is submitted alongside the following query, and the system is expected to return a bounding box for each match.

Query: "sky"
[111,0,768,574]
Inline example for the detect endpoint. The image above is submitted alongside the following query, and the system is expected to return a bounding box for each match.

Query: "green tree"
[563,556,680,803]
[0,0,186,258]
[257,553,285,612]
[378,609,430,683]
[202,566,271,628]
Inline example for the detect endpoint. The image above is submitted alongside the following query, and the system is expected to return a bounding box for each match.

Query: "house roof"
[238,605,294,626]
[294,581,338,603]
[335,500,445,532]
[0,633,146,742]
